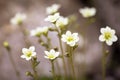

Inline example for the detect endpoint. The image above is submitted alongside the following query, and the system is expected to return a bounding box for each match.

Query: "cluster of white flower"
[45,13,60,23]
[21,46,36,61]
[10,12,26,25]
[45,4,69,29]
[61,31,79,47]
[79,7,96,18]
[30,26,49,37]
[44,49,59,60]
[99,26,118,46]
[46,4,61,15]
[13,4,117,62]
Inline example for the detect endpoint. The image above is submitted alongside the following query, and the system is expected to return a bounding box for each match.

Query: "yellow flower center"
[48,54,55,59]
[26,51,32,57]
[67,36,74,42]
[17,17,22,24]
[104,32,111,40]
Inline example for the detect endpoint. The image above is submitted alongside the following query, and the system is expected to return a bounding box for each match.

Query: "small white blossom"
[10,13,26,25]
[61,31,79,47]
[56,16,68,28]
[21,46,36,61]
[46,4,61,15]
[44,49,59,60]
[79,7,96,18]
[99,26,118,46]
[44,13,60,23]
[30,26,49,37]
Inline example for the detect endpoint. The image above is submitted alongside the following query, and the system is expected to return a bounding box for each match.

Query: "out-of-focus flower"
[3,41,9,48]
[44,13,60,23]
[10,13,26,25]
[46,4,61,15]
[21,46,36,61]
[30,26,49,37]
[56,16,68,28]
[44,49,59,60]
[79,7,96,18]
[99,26,118,46]
[61,31,79,47]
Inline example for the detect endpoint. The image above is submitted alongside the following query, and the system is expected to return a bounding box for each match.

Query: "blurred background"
[0,0,120,80]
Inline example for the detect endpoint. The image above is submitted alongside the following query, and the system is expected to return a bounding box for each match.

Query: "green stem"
[46,36,61,76]
[69,47,76,80]
[7,50,21,80]
[31,59,39,80]
[20,25,31,47]
[58,34,67,75]
[51,60,56,80]
[102,43,106,80]
[55,27,67,79]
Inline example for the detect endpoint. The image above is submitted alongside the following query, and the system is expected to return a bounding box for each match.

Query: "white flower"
[44,13,60,23]
[79,7,96,18]
[56,16,68,28]
[61,31,79,46]
[30,26,49,37]
[21,46,36,61]
[10,13,26,25]
[44,49,59,60]
[46,4,61,15]
[99,26,118,46]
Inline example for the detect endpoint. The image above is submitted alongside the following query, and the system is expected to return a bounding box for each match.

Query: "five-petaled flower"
[56,16,68,28]
[44,13,60,23]
[30,26,49,37]
[21,46,36,61]
[99,26,118,46]
[79,7,96,18]
[10,13,26,25]
[61,31,79,47]
[46,4,61,15]
[44,49,59,60]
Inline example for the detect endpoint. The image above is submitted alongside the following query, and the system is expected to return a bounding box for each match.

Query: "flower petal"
[99,35,105,42]
[29,46,35,51]
[106,40,113,46]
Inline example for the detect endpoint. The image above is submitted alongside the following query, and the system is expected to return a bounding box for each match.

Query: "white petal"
[29,46,35,51]
[44,56,49,59]
[68,42,76,46]
[112,36,118,42]
[22,48,28,54]
[99,35,105,42]
[44,51,49,56]
[55,52,59,57]
[50,49,55,54]
[66,31,71,36]
[100,28,106,34]
[106,26,111,31]
[61,35,67,42]
[26,57,31,61]
[106,40,113,46]
[21,55,26,58]
[111,30,115,35]
[75,37,79,42]
[32,52,36,56]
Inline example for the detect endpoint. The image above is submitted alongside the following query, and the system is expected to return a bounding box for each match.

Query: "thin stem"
[7,50,21,80]
[69,47,76,80]
[20,25,31,47]
[46,36,61,76]
[55,26,67,78]
[51,60,56,80]
[40,35,60,74]
[31,59,39,80]
[102,43,106,80]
